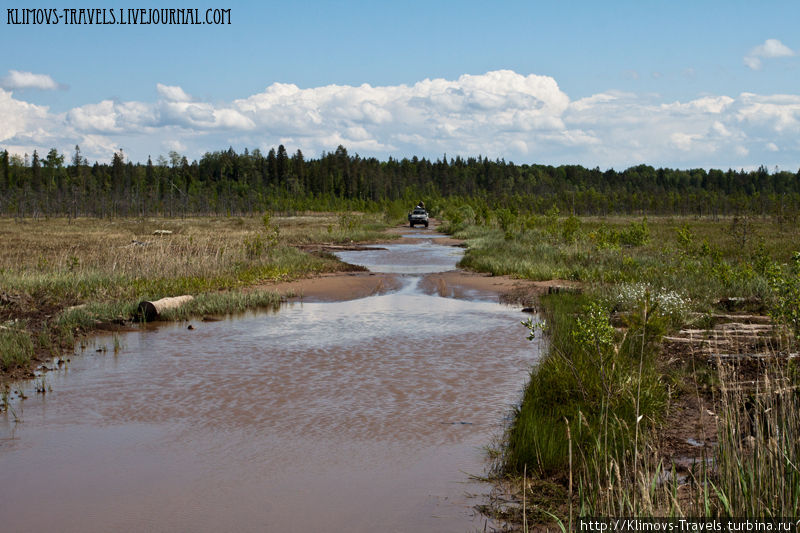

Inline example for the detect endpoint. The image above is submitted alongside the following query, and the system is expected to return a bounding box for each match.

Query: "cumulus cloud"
[156,83,192,102]
[228,70,570,155]
[744,39,796,70]
[735,93,800,132]
[0,70,61,90]
[67,100,157,133]
[0,89,53,142]
[1,70,800,169]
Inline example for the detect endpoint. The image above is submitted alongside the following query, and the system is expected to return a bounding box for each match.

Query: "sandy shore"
[265,269,579,305]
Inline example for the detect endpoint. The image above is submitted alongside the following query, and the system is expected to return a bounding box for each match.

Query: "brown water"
[0,232,540,532]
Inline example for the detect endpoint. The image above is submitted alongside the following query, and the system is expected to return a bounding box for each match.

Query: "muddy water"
[0,230,540,532]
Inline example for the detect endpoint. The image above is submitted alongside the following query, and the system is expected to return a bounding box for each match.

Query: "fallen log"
[137,295,194,321]
[708,352,799,361]
[714,314,771,324]
[663,336,727,344]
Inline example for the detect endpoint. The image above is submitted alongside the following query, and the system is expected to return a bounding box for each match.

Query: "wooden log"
[137,295,194,321]
[708,352,800,361]
[678,329,775,339]
[662,336,729,346]
[687,313,772,325]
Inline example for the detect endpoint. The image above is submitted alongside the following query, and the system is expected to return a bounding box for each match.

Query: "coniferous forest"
[2,144,800,218]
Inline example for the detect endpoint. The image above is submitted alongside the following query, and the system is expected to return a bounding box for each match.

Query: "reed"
[460,214,800,525]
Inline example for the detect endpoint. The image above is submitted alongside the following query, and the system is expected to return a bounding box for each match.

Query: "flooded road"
[0,230,540,532]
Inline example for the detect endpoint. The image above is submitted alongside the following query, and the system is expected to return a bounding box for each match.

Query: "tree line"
[1,144,799,219]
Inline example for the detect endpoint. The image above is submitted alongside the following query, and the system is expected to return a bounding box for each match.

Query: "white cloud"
[1,70,60,90]
[744,39,796,70]
[156,83,192,102]
[67,100,157,133]
[2,70,800,169]
[735,93,800,132]
[0,89,52,142]
[711,121,732,137]
[165,139,186,152]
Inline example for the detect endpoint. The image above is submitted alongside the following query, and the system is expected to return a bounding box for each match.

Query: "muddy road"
[0,229,541,532]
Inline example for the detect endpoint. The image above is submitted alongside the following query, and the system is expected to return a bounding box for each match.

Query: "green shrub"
[620,218,650,246]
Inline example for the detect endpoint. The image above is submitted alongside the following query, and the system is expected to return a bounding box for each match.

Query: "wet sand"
[267,220,575,305]
[263,272,404,302]
[266,264,577,306]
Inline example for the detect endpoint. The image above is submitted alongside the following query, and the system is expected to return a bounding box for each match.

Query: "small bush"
[620,218,650,246]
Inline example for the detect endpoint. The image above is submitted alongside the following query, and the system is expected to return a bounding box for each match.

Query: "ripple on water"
[0,235,541,533]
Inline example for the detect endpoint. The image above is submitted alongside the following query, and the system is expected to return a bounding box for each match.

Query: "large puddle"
[0,230,540,532]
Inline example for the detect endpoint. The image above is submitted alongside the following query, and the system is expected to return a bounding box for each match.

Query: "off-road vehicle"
[408,207,429,228]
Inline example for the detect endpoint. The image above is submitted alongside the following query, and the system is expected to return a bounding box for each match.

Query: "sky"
[2,0,799,170]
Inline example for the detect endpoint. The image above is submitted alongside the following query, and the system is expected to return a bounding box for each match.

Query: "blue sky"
[2,1,799,170]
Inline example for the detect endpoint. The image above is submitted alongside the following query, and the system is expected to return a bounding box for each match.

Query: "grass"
[701,358,800,517]
[450,215,796,308]
[156,290,285,321]
[442,212,800,525]
[0,213,391,303]
[508,292,670,515]
[0,212,395,381]
[0,326,35,372]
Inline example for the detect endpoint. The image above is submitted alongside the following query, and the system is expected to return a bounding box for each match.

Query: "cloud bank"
[1,69,799,170]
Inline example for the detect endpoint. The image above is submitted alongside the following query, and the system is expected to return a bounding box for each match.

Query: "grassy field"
[4,209,800,524]
[442,212,800,526]
[0,212,395,379]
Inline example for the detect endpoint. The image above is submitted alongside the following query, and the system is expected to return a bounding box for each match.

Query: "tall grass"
[711,360,800,516]
[0,326,34,371]
[0,214,390,305]
[472,211,800,525]
[507,292,669,514]
[448,215,797,309]
[0,213,393,380]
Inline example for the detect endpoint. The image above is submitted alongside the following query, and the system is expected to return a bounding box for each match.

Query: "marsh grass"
[507,293,667,487]
[1,213,390,298]
[0,326,34,371]
[156,290,284,321]
[0,213,392,379]
[709,359,800,516]
[452,215,797,308]
[562,356,800,520]
[464,214,800,525]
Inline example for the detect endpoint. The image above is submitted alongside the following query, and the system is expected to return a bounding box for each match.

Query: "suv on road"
[408,207,429,228]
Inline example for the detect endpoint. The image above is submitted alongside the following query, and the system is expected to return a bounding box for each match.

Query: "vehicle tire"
[409,222,414,227]
[424,221,429,228]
